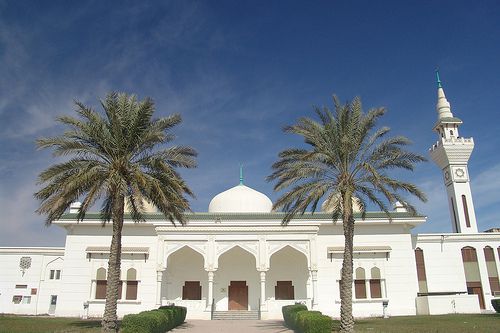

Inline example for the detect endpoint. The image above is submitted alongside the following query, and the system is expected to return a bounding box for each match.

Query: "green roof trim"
[58,211,424,222]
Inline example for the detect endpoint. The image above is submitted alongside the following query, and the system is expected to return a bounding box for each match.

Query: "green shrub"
[295,311,322,331]
[121,310,167,333]
[282,304,308,329]
[158,305,187,326]
[492,299,500,313]
[121,306,187,333]
[295,311,333,333]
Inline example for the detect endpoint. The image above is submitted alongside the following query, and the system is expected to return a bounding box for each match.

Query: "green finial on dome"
[239,164,244,185]
[436,69,442,88]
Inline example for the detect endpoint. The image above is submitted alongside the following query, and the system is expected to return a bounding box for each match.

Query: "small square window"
[22,296,31,304]
[12,295,22,304]
[31,288,37,295]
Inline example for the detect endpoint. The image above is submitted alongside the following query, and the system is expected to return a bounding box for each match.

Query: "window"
[182,281,201,300]
[31,288,37,295]
[95,268,107,299]
[275,281,294,300]
[484,246,500,294]
[369,267,382,299]
[461,247,485,309]
[50,295,57,305]
[15,284,27,289]
[126,268,138,300]
[414,248,428,293]
[22,296,31,304]
[354,267,366,299]
[451,198,459,232]
[12,295,22,304]
[462,195,471,228]
[50,269,61,280]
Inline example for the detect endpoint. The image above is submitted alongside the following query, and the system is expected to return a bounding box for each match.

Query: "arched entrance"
[164,246,206,309]
[266,245,309,311]
[216,246,258,311]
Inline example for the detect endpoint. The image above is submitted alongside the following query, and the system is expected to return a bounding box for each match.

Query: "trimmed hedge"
[492,299,500,313]
[282,304,308,329]
[121,305,187,333]
[282,305,333,333]
[295,311,333,333]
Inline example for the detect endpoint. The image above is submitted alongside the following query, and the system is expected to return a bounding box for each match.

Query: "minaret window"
[451,198,459,232]
[461,195,471,228]
[450,130,454,136]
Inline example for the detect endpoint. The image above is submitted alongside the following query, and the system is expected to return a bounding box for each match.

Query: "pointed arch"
[165,244,207,269]
[268,244,310,268]
[215,244,258,268]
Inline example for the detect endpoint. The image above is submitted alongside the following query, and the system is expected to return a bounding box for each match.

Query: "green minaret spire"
[239,164,244,185]
[436,69,442,88]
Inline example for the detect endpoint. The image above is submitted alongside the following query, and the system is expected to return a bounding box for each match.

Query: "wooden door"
[467,282,485,309]
[228,281,248,310]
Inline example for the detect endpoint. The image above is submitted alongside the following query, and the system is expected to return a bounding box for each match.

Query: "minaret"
[429,71,478,233]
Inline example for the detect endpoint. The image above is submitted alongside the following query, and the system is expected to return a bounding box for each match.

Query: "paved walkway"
[171,320,293,333]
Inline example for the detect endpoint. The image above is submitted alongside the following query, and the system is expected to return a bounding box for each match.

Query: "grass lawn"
[0,314,498,332]
[332,314,500,333]
[0,315,102,333]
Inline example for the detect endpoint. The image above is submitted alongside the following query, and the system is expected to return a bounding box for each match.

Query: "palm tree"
[35,93,197,332]
[268,96,426,333]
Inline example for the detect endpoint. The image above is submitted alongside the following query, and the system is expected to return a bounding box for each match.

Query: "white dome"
[321,195,362,213]
[208,184,273,213]
[124,199,158,213]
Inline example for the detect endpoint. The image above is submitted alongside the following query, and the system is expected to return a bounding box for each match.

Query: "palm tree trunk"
[340,194,355,333]
[102,195,124,333]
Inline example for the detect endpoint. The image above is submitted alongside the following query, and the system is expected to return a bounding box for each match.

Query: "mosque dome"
[124,199,158,213]
[208,183,273,213]
[321,195,362,213]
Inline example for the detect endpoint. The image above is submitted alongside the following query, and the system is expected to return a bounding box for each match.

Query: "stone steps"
[212,310,260,320]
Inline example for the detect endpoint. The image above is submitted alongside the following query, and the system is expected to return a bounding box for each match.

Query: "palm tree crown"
[268,96,426,333]
[35,92,197,332]
[35,92,196,224]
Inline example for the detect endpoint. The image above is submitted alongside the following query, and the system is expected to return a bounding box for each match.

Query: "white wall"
[0,248,63,315]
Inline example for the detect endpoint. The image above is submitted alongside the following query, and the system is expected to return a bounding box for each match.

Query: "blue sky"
[1,1,499,246]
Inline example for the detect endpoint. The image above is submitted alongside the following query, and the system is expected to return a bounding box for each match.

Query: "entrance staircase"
[212,310,259,320]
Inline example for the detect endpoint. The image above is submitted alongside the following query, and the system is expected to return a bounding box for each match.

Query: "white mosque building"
[1,80,499,320]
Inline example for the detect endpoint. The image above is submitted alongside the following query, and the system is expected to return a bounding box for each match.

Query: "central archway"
[215,246,258,311]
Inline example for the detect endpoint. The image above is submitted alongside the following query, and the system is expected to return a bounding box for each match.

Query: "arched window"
[370,267,382,298]
[126,268,138,300]
[354,267,366,299]
[484,247,500,295]
[95,268,107,299]
[461,247,485,309]
[414,248,428,293]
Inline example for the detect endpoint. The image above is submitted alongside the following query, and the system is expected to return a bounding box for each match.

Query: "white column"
[90,280,96,299]
[259,271,267,310]
[207,271,215,310]
[310,270,318,308]
[121,281,127,300]
[476,248,493,310]
[156,270,164,306]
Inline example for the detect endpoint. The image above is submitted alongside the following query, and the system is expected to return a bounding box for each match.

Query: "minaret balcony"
[429,137,474,168]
